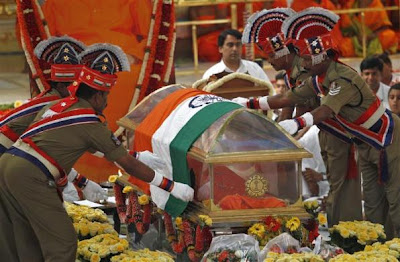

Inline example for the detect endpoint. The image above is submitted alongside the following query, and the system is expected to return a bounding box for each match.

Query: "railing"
[175,0,400,75]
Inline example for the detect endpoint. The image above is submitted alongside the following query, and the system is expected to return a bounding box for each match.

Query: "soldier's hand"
[137,151,165,170]
[170,182,194,202]
[83,180,108,202]
[62,181,80,202]
[279,119,299,135]
[150,184,169,210]
[232,97,248,107]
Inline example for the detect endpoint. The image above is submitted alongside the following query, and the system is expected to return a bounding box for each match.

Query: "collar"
[220,59,244,73]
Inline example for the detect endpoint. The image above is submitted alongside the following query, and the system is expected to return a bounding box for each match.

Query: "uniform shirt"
[284,55,318,110]
[30,98,127,173]
[202,59,270,82]
[7,89,62,137]
[376,82,390,110]
[285,55,310,89]
[287,61,377,123]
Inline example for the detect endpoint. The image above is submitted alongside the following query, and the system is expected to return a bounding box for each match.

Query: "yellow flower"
[368,230,378,240]
[286,217,300,232]
[248,223,265,240]
[339,228,351,238]
[108,175,118,183]
[304,200,318,210]
[138,194,149,205]
[122,186,133,193]
[175,217,182,228]
[13,100,23,108]
[199,215,213,226]
[317,213,327,225]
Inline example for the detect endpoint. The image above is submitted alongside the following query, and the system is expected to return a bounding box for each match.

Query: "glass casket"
[117,84,312,227]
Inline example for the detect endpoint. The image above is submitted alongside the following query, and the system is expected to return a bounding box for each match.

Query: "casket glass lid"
[119,85,311,163]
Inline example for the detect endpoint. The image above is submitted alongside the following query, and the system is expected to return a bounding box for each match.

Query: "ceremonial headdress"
[282,7,339,64]
[69,43,130,95]
[242,8,295,58]
[34,36,86,83]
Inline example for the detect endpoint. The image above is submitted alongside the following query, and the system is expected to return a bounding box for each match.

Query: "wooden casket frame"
[116,84,312,229]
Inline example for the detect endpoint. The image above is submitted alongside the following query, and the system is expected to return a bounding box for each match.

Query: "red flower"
[218,250,229,261]
[263,216,281,232]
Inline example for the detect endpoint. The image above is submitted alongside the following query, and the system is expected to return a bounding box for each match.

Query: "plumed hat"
[34,36,86,83]
[242,8,295,58]
[282,7,339,57]
[69,43,130,95]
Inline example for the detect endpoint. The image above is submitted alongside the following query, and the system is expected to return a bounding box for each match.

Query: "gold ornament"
[245,174,268,197]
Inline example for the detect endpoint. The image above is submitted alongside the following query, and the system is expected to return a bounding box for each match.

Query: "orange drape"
[41,0,152,182]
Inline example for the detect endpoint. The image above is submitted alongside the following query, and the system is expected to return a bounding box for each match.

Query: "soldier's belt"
[7,139,67,187]
[0,132,15,154]
[360,103,385,130]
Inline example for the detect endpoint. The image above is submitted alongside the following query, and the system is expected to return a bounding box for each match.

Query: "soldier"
[0,36,163,202]
[243,7,400,237]
[0,44,194,262]
[235,8,363,226]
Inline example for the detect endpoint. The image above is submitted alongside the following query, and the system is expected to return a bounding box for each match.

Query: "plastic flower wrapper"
[202,234,260,262]
[259,232,301,261]
[313,235,344,260]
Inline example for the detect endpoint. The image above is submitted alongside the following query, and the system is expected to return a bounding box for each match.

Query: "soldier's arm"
[308,105,335,124]
[115,154,155,183]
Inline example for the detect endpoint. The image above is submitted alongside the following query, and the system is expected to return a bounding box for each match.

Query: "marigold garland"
[16,0,50,94]
[113,183,152,235]
[163,211,213,262]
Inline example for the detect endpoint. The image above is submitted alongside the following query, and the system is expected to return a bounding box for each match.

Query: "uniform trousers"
[356,114,400,239]
[319,131,363,227]
[0,153,77,262]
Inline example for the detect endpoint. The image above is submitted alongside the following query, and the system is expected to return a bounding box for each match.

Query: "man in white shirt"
[360,56,391,109]
[376,52,400,87]
[202,29,270,82]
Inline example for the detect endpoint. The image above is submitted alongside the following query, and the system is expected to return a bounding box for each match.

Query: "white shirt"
[297,126,329,198]
[202,59,270,82]
[376,82,390,110]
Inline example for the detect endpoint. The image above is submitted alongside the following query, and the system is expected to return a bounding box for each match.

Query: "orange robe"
[42,0,152,182]
[341,0,398,53]
[273,0,355,57]
[196,3,267,62]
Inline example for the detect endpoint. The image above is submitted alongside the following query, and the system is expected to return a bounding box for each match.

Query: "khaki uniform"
[288,57,362,226]
[287,61,400,236]
[0,89,62,261]
[0,89,61,158]
[0,99,127,262]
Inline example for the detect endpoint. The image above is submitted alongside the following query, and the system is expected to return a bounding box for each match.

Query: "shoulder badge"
[329,82,341,96]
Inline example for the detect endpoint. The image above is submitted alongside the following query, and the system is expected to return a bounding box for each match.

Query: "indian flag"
[130,88,241,216]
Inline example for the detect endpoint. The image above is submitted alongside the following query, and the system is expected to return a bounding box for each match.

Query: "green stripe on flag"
[165,101,241,216]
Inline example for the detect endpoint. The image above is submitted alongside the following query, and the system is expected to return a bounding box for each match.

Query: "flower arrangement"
[205,249,258,262]
[363,238,400,259]
[329,251,398,261]
[329,221,386,254]
[64,202,108,223]
[110,249,174,262]
[73,219,117,240]
[77,234,129,262]
[263,252,324,262]
[247,214,319,248]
